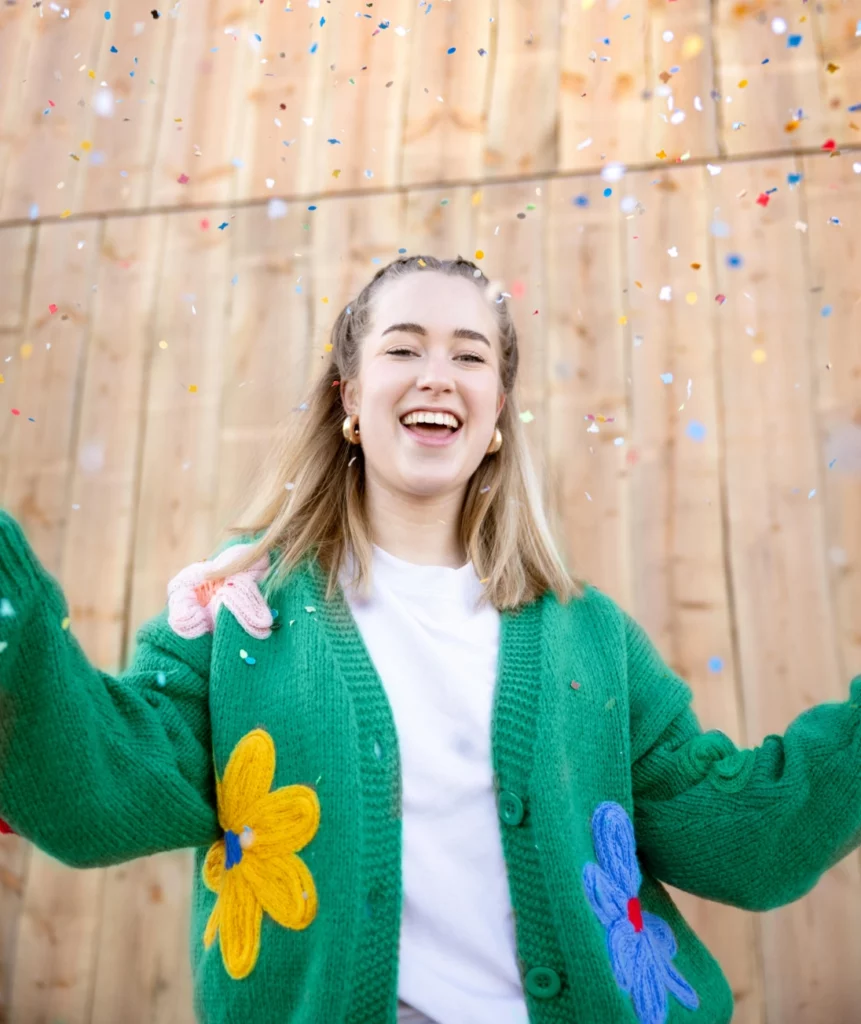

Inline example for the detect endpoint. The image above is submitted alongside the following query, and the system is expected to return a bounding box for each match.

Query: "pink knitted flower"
[167,543,273,641]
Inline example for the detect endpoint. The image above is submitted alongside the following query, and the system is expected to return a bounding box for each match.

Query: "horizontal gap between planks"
[2,142,859,231]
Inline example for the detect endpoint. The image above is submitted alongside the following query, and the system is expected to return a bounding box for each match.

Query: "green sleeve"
[626,609,861,912]
[0,510,220,868]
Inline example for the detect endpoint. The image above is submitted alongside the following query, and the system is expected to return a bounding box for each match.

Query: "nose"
[415,356,456,392]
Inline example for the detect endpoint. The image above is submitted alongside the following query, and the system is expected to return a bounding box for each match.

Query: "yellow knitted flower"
[202,728,320,979]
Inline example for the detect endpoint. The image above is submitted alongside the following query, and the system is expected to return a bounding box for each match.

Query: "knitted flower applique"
[582,802,699,1024]
[203,728,320,980]
[167,543,273,641]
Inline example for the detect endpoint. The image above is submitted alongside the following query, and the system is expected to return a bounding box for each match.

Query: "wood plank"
[0,222,36,1024]
[559,0,651,171]
[89,209,233,1024]
[646,0,720,162]
[247,0,416,200]
[0,5,38,222]
[714,1,824,158]
[148,3,259,211]
[544,174,626,588]
[3,219,101,1024]
[0,6,109,221]
[622,163,762,1023]
[214,203,313,532]
[77,6,179,215]
[801,152,861,684]
[55,213,167,1024]
[710,155,861,1023]
[231,3,316,202]
[475,181,549,503]
[0,225,35,472]
[401,189,477,267]
[399,2,494,187]
[484,0,562,179]
[815,4,861,153]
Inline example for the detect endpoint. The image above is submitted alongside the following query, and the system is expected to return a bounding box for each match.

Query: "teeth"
[400,410,460,429]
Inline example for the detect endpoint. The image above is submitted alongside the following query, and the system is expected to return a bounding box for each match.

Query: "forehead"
[370,271,498,338]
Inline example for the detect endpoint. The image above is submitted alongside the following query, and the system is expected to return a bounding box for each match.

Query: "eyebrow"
[380,322,491,348]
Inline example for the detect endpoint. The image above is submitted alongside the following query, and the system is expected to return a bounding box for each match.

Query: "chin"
[396,469,465,497]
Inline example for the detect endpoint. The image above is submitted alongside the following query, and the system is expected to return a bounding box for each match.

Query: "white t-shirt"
[339,545,530,1024]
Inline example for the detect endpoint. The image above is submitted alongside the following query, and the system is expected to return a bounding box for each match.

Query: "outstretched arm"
[626,609,861,912]
[0,510,220,868]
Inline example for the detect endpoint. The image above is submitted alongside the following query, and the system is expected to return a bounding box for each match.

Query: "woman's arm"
[0,510,220,867]
[626,608,861,912]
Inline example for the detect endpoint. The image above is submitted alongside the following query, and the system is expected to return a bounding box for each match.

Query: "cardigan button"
[525,966,561,999]
[498,790,524,826]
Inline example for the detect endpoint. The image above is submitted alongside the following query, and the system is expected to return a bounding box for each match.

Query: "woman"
[2,255,861,1024]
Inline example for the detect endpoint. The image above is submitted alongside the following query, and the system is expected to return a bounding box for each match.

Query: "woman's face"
[341,271,506,502]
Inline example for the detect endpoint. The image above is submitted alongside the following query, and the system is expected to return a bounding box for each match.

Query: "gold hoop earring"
[342,414,361,445]
[486,427,503,455]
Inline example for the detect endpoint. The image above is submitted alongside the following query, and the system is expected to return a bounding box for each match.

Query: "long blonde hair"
[202,254,587,611]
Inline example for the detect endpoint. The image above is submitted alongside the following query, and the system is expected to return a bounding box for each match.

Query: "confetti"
[787,34,802,48]
[726,253,743,269]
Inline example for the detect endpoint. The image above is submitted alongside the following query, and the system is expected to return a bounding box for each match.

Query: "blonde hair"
[202,254,587,611]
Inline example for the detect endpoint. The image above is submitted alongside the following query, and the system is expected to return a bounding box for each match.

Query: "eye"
[386,347,486,364]
[458,353,487,364]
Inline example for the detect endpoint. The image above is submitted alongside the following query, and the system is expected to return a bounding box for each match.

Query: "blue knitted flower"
[582,802,699,1024]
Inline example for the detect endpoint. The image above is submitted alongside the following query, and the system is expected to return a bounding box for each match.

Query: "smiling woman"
[201,254,585,613]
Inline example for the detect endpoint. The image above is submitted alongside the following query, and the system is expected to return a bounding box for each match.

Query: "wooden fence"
[0,1,859,1021]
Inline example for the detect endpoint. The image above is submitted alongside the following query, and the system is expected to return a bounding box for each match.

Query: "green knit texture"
[2,506,861,1024]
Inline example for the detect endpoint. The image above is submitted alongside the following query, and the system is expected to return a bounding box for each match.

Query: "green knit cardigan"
[2,508,861,1024]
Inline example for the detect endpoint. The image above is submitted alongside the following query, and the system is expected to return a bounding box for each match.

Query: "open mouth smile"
[399,411,463,448]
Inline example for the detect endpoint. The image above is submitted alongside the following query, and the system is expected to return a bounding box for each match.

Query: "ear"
[497,392,506,416]
[340,379,358,415]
